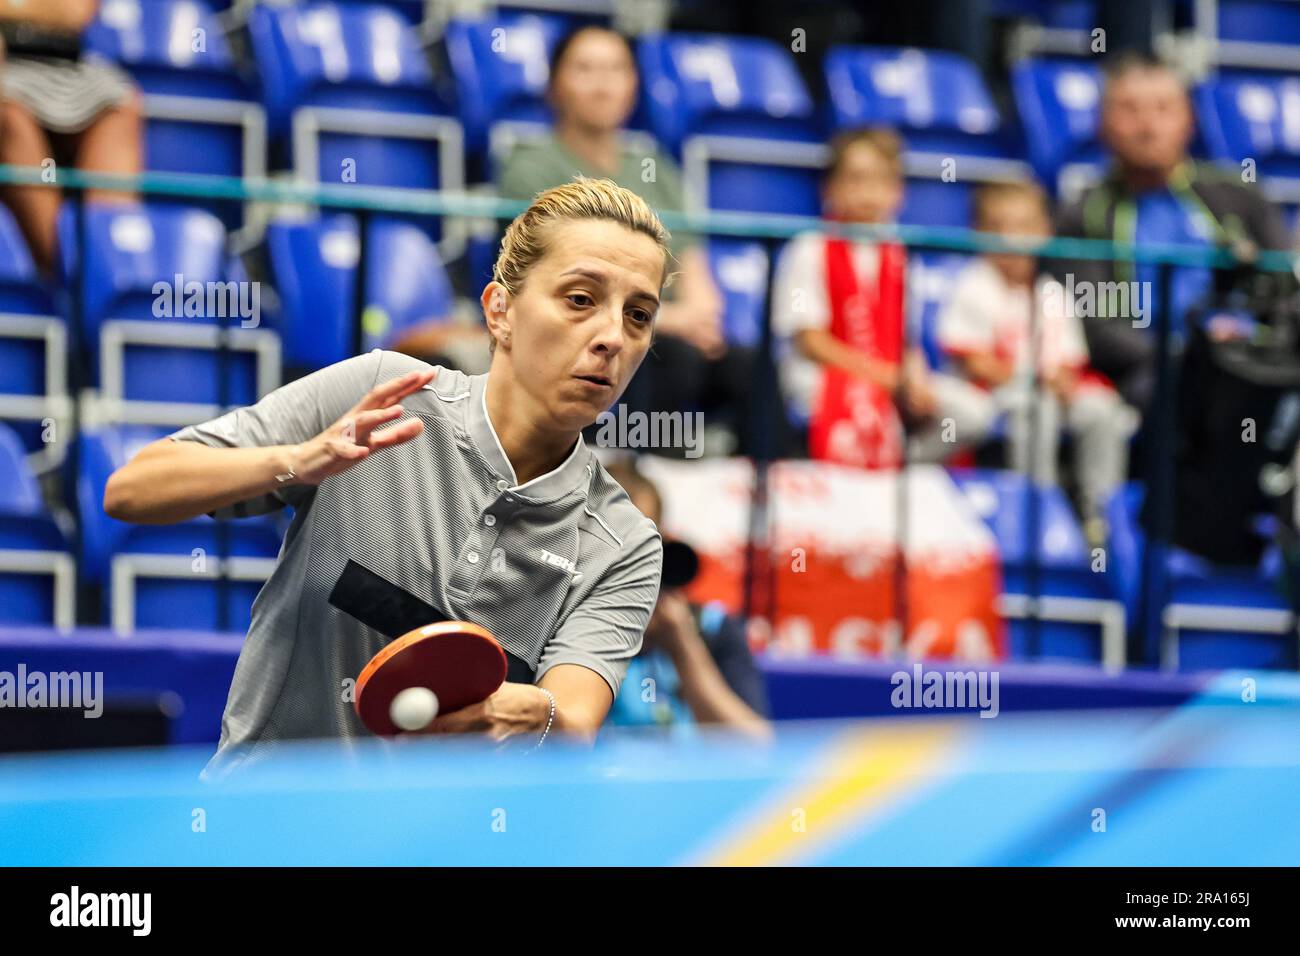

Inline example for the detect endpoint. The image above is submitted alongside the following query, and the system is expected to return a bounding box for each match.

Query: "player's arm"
[538,663,615,738]
[423,665,612,743]
[105,367,434,524]
[104,440,306,525]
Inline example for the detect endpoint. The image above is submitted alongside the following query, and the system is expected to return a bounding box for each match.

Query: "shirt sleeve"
[771,233,830,340]
[937,265,997,357]
[167,349,390,517]
[536,523,663,699]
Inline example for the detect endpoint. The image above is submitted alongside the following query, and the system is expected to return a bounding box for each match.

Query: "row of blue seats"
[0,192,989,466]
[0,202,413,461]
[0,419,280,635]
[0,198,772,447]
[78,1,1300,233]
[157,0,1300,46]
[0,412,1291,670]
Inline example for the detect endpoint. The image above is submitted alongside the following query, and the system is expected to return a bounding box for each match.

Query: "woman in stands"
[0,0,143,271]
[104,179,666,775]
[499,24,757,458]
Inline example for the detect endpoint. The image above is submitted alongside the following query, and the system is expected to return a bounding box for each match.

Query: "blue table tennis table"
[2,671,1297,866]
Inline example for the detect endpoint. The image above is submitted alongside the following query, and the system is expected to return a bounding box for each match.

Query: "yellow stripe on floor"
[699,722,961,866]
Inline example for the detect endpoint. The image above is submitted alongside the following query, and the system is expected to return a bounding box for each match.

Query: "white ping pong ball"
[390,686,439,732]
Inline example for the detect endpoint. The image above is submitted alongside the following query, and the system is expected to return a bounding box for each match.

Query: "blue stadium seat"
[1011,58,1105,199]
[1220,0,1300,42]
[267,214,456,371]
[992,0,1097,28]
[0,422,75,628]
[825,46,1011,157]
[0,204,69,469]
[1197,71,1300,207]
[366,0,427,24]
[826,46,1033,228]
[0,205,56,317]
[83,0,266,187]
[443,12,571,160]
[1105,482,1297,671]
[1214,1,1300,69]
[248,2,464,255]
[58,202,280,422]
[78,425,284,634]
[638,33,822,216]
[707,238,768,349]
[950,468,1125,666]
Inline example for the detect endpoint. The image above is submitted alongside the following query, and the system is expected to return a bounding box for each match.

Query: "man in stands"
[1055,53,1291,412]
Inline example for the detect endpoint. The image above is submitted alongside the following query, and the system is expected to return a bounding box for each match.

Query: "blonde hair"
[489,177,673,352]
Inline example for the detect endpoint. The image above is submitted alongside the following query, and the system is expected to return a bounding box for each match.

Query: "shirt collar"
[466,372,593,503]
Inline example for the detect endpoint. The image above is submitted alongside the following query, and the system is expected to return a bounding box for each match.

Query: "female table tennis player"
[104,178,667,774]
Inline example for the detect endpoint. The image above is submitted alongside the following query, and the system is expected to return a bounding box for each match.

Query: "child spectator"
[771,127,972,468]
[937,181,1137,536]
[602,458,771,739]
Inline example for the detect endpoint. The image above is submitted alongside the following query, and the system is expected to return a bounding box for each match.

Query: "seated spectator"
[937,181,1137,537]
[0,0,142,272]
[497,24,754,458]
[602,457,771,738]
[1055,53,1291,413]
[771,127,971,468]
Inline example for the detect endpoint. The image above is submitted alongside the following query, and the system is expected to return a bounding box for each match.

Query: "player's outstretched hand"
[290,369,435,486]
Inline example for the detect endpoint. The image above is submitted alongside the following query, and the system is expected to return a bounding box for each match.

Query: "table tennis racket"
[354,620,507,736]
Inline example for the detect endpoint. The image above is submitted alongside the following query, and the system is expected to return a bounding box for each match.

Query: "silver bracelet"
[531,688,556,751]
[274,445,300,485]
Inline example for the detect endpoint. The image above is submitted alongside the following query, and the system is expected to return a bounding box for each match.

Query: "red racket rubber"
[354,621,507,736]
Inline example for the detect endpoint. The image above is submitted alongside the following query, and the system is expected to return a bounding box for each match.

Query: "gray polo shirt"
[171,349,662,775]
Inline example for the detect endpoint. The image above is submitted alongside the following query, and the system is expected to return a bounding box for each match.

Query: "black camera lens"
[660,539,700,589]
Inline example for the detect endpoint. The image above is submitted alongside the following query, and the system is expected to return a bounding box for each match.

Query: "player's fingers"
[424,703,484,735]
[352,369,435,413]
[328,439,370,462]
[367,416,424,450]
[348,405,404,440]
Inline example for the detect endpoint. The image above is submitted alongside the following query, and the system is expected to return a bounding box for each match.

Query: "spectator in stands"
[771,127,971,468]
[603,457,771,738]
[497,25,755,458]
[0,0,142,271]
[1055,53,1290,412]
[937,181,1136,538]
